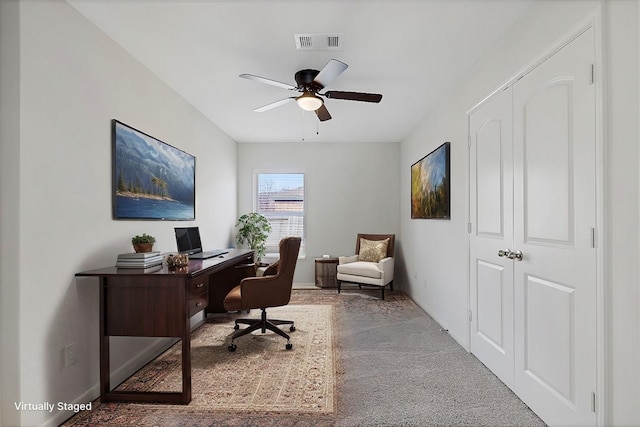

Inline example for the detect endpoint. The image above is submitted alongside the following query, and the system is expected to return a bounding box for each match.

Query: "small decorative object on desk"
[166,253,189,269]
[116,251,163,269]
[131,233,156,253]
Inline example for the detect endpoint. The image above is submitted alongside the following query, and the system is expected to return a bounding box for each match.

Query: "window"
[255,172,305,256]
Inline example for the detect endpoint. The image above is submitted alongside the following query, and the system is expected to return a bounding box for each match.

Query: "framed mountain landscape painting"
[112,120,196,220]
[411,142,450,219]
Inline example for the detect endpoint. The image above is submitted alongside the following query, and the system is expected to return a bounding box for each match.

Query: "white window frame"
[253,170,306,258]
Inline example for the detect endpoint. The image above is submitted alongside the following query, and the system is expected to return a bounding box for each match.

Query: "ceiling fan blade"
[315,104,332,121]
[254,97,296,112]
[240,74,296,90]
[313,59,348,89]
[324,90,383,103]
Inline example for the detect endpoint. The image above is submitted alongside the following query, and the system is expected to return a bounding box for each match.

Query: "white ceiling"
[68,0,535,143]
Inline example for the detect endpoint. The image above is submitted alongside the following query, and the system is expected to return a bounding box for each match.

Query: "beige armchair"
[337,233,395,300]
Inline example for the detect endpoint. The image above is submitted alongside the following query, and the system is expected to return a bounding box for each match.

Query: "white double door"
[469,27,597,426]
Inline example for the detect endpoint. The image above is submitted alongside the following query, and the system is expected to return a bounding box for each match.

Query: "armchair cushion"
[337,261,383,279]
[358,238,390,262]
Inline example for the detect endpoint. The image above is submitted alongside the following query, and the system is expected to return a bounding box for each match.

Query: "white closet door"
[469,87,515,389]
[512,27,596,427]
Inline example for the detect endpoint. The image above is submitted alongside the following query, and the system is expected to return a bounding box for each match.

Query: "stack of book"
[115,251,163,269]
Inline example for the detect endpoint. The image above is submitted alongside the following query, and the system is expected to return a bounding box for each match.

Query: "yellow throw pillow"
[358,238,389,263]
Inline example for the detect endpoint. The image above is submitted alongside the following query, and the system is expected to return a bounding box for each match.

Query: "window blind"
[256,173,305,255]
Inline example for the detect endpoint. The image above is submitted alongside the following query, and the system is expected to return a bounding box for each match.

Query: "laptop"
[174,227,228,259]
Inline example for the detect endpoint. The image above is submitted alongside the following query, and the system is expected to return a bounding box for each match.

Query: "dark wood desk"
[76,249,254,404]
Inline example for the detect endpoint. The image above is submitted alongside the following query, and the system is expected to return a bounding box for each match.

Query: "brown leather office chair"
[223,236,301,351]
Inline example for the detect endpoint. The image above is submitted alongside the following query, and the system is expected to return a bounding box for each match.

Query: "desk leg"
[99,277,110,401]
[181,322,191,404]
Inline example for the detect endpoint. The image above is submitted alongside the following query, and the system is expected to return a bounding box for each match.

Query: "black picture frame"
[112,120,195,220]
[411,142,451,219]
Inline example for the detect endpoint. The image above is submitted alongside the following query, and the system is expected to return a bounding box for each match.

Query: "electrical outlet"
[64,342,77,367]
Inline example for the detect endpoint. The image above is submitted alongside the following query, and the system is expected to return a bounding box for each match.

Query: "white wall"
[238,141,400,284]
[0,2,239,426]
[400,1,640,425]
[0,1,22,426]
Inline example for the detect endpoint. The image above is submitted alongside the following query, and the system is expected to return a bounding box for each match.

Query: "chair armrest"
[339,255,359,265]
[378,257,394,283]
[378,257,393,268]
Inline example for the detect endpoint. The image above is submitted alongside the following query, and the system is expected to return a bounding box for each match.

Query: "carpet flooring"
[62,289,546,426]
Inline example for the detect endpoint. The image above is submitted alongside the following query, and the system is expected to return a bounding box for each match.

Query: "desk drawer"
[188,276,208,297]
[188,292,208,317]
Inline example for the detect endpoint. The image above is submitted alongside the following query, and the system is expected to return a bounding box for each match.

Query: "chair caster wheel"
[289,325,296,332]
[228,343,237,352]
[233,324,239,330]
[285,343,293,350]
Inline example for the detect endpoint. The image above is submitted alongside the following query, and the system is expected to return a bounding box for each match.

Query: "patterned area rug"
[63,301,337,426]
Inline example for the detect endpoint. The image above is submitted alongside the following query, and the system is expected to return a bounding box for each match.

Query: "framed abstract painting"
[411,142,450,219]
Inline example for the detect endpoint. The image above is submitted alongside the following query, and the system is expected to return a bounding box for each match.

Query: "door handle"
[508,250,524,261]
[498,249,512,258]
[498,249,524,261]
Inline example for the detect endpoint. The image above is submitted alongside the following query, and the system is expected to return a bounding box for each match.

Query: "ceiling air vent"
[327,36,341,48]
[297,35,313,49]
[294,33,343,51]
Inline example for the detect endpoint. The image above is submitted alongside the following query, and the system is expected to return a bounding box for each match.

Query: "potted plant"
[235,212,271,263]
[131,233,156,253]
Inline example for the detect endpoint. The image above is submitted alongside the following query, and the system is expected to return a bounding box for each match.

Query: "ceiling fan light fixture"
[296,92,323,111]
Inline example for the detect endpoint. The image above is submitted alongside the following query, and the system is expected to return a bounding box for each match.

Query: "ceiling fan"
[239,59,382,122]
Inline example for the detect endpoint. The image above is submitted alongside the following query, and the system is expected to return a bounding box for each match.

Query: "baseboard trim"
[293,282,318,289]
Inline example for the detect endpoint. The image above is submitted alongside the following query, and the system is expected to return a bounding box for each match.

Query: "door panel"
[524,275,575,406]
[513,27,596,427]
[522,81,575,246]
[477,120,505,237]
[469,87,514,389]
[476,259,507,352]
